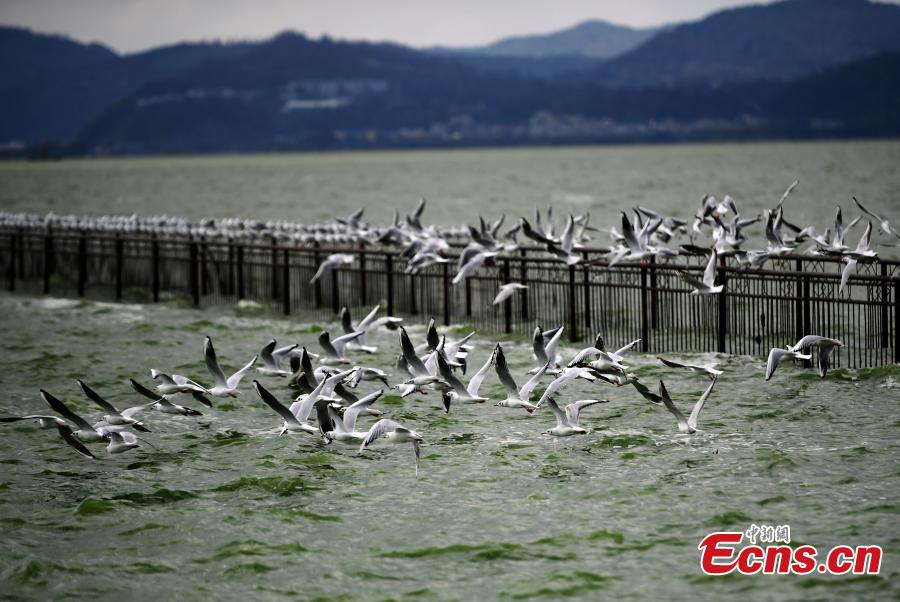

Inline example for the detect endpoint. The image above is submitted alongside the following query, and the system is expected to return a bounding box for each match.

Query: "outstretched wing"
[226,355,257,389]
[56,424,95,459]
[359,418,404,452]
[519,362,550,400]
[41,390,93,431]
[400,328,429,376]
[77,380,117,414]
[494,345,520,399]
[204,337,228,388]
[343,390,383,432]
[466,349,495,396]
[687,377,717,432]
[658,380,689,432]
[437,353,469,397]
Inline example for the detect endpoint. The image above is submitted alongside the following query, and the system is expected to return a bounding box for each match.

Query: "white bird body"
[494,344,548,413]
[204,337,257,397]
[545,397,606,436]
[493,282,527,305]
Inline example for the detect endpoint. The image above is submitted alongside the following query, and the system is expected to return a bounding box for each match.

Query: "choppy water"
[1,141,899,232]
[1,142,899,600]
[0,293,898,600]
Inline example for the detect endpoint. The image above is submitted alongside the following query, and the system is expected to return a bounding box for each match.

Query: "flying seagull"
[204,336,257,397]
[658,378,717,434]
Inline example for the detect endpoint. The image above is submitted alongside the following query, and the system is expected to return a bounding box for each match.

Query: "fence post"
[385,253,394,316]
[568,264,578,342]
[649,255,658,329]
[409,272,418,315]
[894,277,899,364]
[880,263,889,349]
[42,228,53,295]
[8,231,16,292]
[717,256,727,354]
[359,244,368,306]
[227,239,235,296]
[17,228,24,279]
[115,235,123,301]
[519,248,529,322]
[331,269,340,315]
[794,258,804,343]
[313,242,322,309]
[640,263,649,351]
[236,244,245,300]
[442,262,450,326]
[283,249,291,315]
[151,236,160,302]
[503,259,512,334]
[77,232,87,297]
[200,239,208,297]
[582,264,591,334]
[189,240,200,306]
[270,239,278,300]
[462,273,472,318]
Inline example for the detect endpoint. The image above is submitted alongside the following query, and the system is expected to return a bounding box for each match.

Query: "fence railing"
[2,227,898,370]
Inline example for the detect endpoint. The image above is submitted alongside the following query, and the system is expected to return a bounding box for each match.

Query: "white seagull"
[680,250,723,295]
[494,344,549,413]
[544,397,607,436]
[493,282,527,305]
[257,339,299,376]
[324,390,384,442]
[656,356,723,379]
[764,347,812,381]
[358,418,424,476]
[658,377,717,434]
[789,335,844,378]
[204,336,257,397]
[318,330,365,365]
[311,253,354,283]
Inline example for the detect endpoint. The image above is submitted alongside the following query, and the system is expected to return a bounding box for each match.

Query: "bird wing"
[425,318,440,351]
[226,355,257,389]
[566,399,606,427]
[703,250,718,288]
[544,327,564,366]
[840,258,857,293]
[775,179,799,211]
[331,330,365,356]
[272,344,299,365]
[546,397,569,428]
[343,390,383,432]
[252,381,299,425]
[318,331,339,359]
[679,271,705,291]
[130,378,164,402]
[437,353,469,397]
[41,390,93,431]
[520,362,550,401]
[687,377,717,432]
[466,349,495,396]
[77,380,117,414]
[359,419,404,452]
[630,379,662,404]
[494,345,521,399]
[400,328,430,376]
[260,339,278,370]
[567,347,602,367]
[620,212,643,253]
[561,215,575,254]
[852,196,882,222]
[765,348,792,380]
[340,307,354,334]
[56,424,95,459]
[658,380,688,431]
[204,337,228,388]
[613,339,641,358]
[355,305,382,332]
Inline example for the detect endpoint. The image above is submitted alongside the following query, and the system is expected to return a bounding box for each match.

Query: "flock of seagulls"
[2,182,896,301]
[3,302,844,474]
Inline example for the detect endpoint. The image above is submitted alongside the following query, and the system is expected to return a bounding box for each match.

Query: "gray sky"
[0,0,892,54]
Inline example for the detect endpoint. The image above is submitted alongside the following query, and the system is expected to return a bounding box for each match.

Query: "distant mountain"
[441,19,662,59]
[595,0,900,86]
[0,26,254,141]
[77,31,900,153]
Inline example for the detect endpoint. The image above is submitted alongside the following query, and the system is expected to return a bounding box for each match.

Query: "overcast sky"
[1,0,895,53]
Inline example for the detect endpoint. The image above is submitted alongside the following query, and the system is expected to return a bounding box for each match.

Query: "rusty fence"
[1,227,898,370]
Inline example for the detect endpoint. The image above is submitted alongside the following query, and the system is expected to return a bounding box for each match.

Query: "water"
[1,142,900,600]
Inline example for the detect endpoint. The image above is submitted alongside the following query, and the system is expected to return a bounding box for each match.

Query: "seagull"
[531,326,564,373]
[658,377,717,434]
[437,347,494,407]
[204,336,257,397]
[41,389,105,442]
[534,366,596,409]
[544,397,607,436]
[340,305,403,354]
[318,330,365,365]
[789,335,844,378]
[252,380,319,435]
[324,390,384,442]
[288,369,355,434]
[853,196,900,240]
[104,431,140,454]
[764,347,812,381]
[656,356,723,379]
[129,379,204,416]
[0,413,97,458]
[77,380,151,432]
[680,250,723,295]
[493,282,527,305]
[149,369,208,396]
[257,339,299,376]
[452,249,497,285]
[358,418,424,476]
[310,253,354,283]
[347,366,391,389]
[494,344,548,413]
[396,327,443,397]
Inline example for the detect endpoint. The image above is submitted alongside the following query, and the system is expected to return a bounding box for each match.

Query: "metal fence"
[2,227,898,370]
